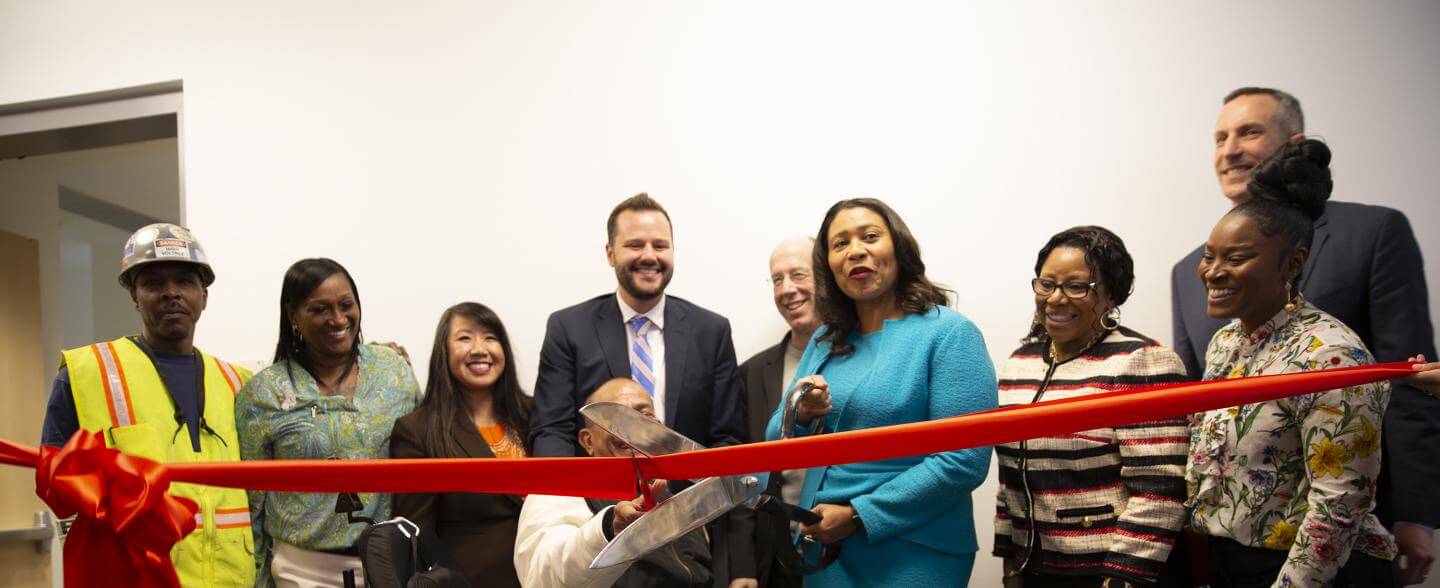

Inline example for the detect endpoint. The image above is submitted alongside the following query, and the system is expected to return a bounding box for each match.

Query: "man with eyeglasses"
[40,223,255,587]
[1171,87,1439,586]
[719,236,820,588]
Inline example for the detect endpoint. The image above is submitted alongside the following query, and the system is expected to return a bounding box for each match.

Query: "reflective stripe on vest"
[213,358,241,396]
[197,507,251,530]
[92,341,137,427]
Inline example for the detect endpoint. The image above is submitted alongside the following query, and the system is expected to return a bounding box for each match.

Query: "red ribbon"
[0,362,1414,587]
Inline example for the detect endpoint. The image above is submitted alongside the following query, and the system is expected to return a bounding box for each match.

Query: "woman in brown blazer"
[391,302,531,588]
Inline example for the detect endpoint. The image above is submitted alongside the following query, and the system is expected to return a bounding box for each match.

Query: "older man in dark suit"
[528,193,745,458]
[1171,87,1440,586]
[720,236,820,588]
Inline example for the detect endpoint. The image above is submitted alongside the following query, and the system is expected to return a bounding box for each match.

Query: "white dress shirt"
[617,293,666,424]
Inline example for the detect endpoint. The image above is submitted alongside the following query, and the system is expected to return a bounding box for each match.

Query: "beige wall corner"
[0,229,53,586]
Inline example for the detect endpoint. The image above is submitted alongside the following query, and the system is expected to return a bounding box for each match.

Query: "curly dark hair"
[812,198,951,356]
[1230,138,1332,286]
[1025,225,1134,342]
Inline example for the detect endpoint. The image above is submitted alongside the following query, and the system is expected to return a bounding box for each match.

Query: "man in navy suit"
[1171,87,1439,585]
[528,193,745,459]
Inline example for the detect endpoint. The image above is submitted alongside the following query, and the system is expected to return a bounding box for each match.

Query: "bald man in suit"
[722,236,819,588]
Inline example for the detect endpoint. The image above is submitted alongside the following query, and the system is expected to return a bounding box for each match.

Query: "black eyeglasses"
[1031,278,1097,299]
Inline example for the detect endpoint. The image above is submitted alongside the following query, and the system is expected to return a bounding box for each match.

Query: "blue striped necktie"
[628,316,656,397]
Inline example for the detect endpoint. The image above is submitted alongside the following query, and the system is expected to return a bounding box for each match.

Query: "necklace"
[1048,327,1112,363]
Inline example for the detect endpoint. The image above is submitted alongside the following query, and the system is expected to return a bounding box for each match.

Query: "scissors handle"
[758,495,821,525]
[780,382,821,440]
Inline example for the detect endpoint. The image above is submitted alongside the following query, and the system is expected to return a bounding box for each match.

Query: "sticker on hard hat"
[153,239,190,259]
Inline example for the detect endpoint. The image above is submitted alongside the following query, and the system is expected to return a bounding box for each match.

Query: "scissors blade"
[591,472,769,569]
[580,402,704,457]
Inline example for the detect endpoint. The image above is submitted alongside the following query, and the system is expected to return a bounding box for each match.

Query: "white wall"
[3,2,1439,584]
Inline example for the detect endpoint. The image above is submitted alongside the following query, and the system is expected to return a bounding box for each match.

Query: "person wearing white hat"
[39,222,256,587]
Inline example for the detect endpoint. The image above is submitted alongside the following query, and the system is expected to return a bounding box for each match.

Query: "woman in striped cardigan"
[993,226,1190,587]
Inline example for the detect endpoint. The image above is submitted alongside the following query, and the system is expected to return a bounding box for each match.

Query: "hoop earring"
[1100,307,1121,331]
[291,324,303,342]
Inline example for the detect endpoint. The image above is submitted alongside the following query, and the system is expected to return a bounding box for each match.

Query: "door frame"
[0,81,186,221]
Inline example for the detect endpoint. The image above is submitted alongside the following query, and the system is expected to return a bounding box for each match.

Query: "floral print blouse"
[236,344,421,585]
[1186,299,1395,587]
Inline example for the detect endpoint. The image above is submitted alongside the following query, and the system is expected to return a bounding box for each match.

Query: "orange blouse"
[477,424,526,460]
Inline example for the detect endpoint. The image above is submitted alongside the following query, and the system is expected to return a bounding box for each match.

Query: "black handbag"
[356,517,472,588]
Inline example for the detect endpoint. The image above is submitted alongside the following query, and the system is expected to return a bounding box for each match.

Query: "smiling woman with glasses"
[993,226,1190,587]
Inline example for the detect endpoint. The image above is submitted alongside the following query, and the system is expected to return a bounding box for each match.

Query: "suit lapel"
[1299,212,1331,293]
[594,297,631,380]
[663,300,690,427]
[452,412,524,505]
[451,411,497,460]
[763,333,791,416]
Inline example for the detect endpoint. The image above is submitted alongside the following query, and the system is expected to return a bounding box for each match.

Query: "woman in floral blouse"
[237,258,421,587]
[1186,140,1394,587]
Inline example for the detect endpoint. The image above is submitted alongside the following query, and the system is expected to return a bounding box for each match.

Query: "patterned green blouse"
[236,344,421,585]
[1186,299,1396,587]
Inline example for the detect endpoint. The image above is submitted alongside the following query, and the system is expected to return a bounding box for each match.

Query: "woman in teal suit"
[766,198,998,586]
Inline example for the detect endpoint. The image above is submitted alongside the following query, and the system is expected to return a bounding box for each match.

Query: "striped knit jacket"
[993,327,1189,586]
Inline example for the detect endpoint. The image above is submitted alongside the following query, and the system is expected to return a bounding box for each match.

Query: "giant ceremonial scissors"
[580,379,842,572]
[580,401,773,569]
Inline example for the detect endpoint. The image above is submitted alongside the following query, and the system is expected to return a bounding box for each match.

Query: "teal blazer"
[766,306,997,584]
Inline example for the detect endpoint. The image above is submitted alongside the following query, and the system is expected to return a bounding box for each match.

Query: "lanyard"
[127,335,225,452]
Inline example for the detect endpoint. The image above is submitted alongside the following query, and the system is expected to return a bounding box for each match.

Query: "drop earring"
[1283,283,1299,313]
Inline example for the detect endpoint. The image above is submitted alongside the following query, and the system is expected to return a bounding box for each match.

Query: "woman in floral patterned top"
[237,258,422,587]
[1186,140,1395,587]
[390,302,531,587]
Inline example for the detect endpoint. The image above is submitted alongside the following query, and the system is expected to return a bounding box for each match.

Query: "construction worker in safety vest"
[40,223,255,587]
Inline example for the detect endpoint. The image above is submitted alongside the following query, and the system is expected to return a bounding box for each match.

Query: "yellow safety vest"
[64,336,255,588]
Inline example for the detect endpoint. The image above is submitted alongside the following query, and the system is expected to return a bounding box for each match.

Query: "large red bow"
[24,431,195,587]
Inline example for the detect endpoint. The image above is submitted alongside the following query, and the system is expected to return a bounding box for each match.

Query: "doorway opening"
[0,81,184,588]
